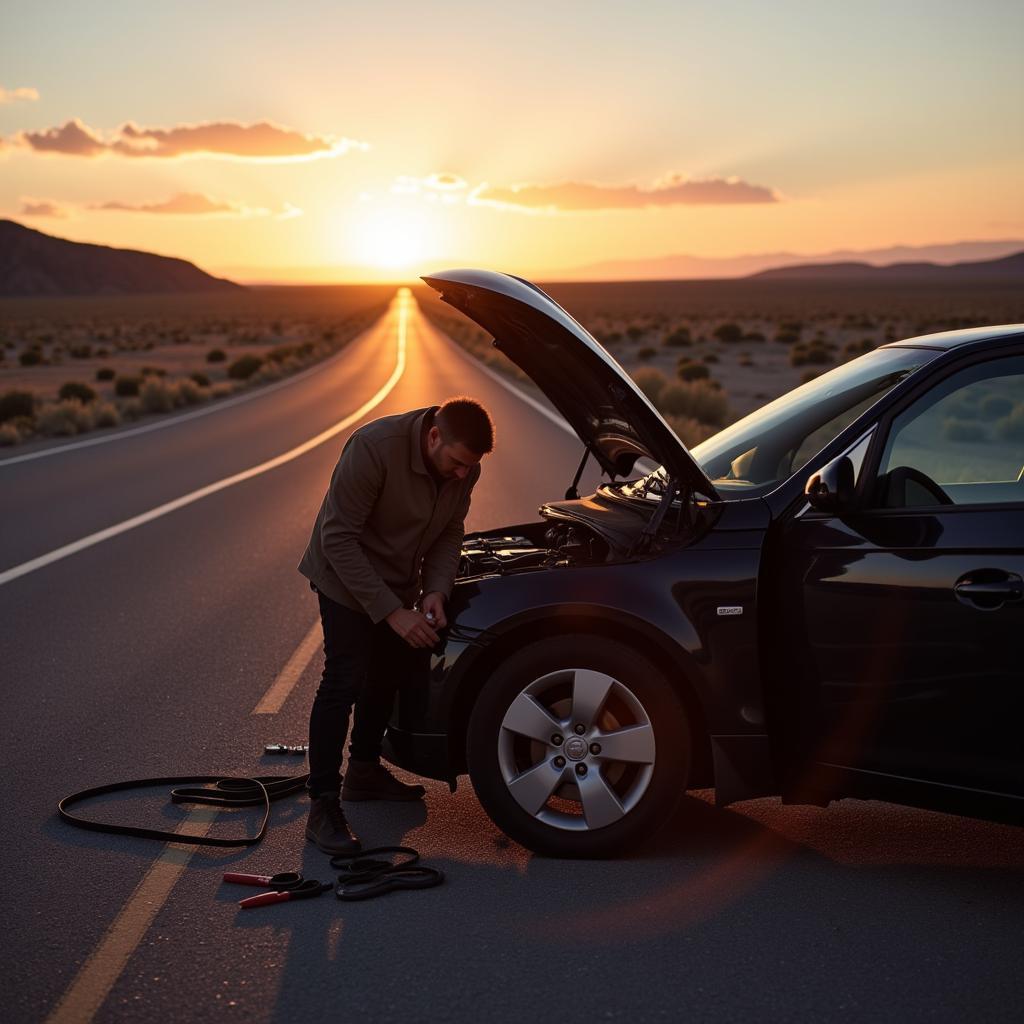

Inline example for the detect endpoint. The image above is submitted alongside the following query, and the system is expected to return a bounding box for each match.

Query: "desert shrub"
[267,344,295,363]
[631,367,668,405]
[118,398,143,420]
[211,382,237,399]
[774,330,800,345]
[96,367,116,381]
[604,331,623,345]
[115,376,141,397]
[140,378,175,413]
[58,381,97,404]
[738,354,755,367]
[713,322,743,343]
[664,414,719,448]
[0,423,20,446]
[69,344,93,359]
[140,365,167,377]
[842,338,875,359]
[19,348,44,366]
[658,380,730,426]
[207,348,227,363]
[175,379,208,406]
[790,343,833,367]
[702,353,720,363]
[0,390,34,422]
[637,346,657,361]
[36,400,94,436]
[253,362,286,384]
[96,347,110,357]
[743,331,765,342]
[94,402,120,428]
[626,324,646,342]
[190,371,210,387]
[662,327,692,348]
[677,358,710,382]
[228,354,264,380]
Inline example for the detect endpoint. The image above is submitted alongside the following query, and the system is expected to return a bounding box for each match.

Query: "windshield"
[623,347,937,501]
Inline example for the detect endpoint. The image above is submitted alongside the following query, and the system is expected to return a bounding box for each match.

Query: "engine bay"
[458,523,610,579]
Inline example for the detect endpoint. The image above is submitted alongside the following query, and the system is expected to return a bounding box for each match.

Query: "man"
[298,397,494,854]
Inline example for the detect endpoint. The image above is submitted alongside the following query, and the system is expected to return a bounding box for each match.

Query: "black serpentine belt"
[58,773,311,847]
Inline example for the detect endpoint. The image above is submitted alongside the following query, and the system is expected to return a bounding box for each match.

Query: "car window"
[875,355,1024,508]
[686,347,934,497]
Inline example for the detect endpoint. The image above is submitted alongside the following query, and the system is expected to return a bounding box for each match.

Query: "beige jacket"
[298,407,479,622]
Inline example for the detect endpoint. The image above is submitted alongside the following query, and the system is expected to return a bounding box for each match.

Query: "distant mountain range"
[750,250,1024,280]
[0,220,241,296]
[555,239,1024,282]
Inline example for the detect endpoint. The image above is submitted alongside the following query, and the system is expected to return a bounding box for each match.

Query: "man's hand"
[420,591,448,629]
[386,607,440,649]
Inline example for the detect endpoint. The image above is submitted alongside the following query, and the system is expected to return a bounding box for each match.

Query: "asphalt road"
[1,290,1021,1024]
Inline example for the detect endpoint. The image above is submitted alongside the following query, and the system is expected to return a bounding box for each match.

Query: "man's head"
[424,397,494,481]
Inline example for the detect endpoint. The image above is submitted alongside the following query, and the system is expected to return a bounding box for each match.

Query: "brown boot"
[305,792,361,855]
[342,759,426,802]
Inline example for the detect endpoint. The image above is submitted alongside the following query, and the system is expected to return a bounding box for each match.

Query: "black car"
[382,268,1023,856]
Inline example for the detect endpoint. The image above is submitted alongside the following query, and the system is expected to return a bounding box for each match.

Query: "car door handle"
[953,570,1024,610]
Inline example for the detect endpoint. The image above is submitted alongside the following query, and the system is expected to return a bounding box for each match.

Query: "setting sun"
[348,204,432,271]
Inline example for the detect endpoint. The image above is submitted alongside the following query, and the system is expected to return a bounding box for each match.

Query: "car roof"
[884,323,1024,351]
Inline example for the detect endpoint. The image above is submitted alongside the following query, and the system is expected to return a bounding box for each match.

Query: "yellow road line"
[44,807,217,1024]
[0,292,409,588]
[252,618,323,714]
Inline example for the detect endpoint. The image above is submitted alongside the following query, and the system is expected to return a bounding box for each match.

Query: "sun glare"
[349,205,431,271]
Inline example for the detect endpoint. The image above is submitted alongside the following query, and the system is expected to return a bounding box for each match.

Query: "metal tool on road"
[224,870,333,908]
[263,743,309,755]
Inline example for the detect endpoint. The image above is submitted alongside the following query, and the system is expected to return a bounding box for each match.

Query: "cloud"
[20,197,70,218]
[14,118,365,161]
[89,191,299,218]
[391,173,468,196]
[472,173,779,212]
[20,118,107,156]
[0,86,39,105]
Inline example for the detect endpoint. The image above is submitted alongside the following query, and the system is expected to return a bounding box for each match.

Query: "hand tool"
[224,870,333,908]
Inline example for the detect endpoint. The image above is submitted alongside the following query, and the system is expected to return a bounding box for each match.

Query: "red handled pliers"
[224,871,332,908]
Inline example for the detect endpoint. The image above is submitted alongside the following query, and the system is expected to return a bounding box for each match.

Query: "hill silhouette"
[0,219,242,296]
[749,250,1024,281]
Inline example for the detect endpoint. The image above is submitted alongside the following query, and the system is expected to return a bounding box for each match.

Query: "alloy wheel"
[497,667,656,831]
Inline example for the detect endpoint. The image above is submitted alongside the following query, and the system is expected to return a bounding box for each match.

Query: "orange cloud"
[473,173,778,211]
[15,118,365,161]
[89,192,300,217]
[0,86,40,105]
[20,197,70,218]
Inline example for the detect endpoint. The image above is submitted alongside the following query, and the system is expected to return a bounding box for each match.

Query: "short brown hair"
[436,397,494,455]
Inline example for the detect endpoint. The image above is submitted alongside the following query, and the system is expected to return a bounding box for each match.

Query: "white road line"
[252,618,322,714]
[0,297,409,588]
[0,325,381,469]
[44,807,217,1024]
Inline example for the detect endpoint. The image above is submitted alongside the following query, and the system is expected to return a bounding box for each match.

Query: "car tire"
[466,634,691,857]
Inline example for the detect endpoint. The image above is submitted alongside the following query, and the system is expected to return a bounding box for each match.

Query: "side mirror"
[805,454,855,514]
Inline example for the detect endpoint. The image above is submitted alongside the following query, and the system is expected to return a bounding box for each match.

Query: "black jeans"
[307,587,426,798]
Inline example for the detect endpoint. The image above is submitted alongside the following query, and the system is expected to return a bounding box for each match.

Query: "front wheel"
[466,635,691,857]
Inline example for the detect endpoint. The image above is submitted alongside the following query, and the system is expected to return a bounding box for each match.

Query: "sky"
[1,0,1022,282]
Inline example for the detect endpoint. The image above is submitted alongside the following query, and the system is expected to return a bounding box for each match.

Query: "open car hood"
[421,268,718,495]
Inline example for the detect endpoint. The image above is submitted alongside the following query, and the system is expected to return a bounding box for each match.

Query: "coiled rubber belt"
[58,773,310,848]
